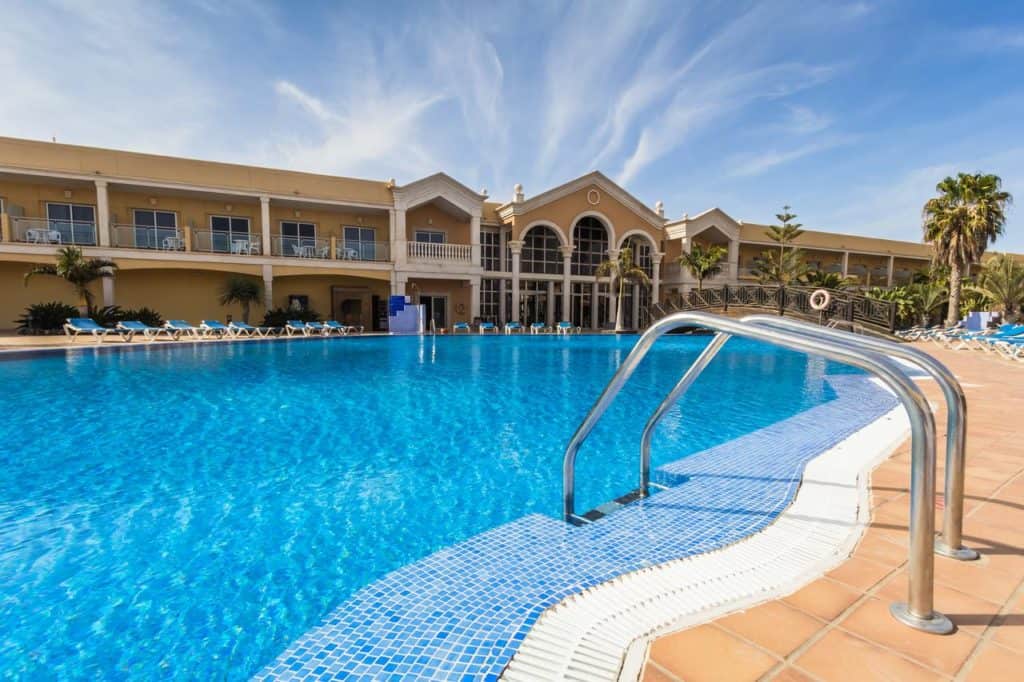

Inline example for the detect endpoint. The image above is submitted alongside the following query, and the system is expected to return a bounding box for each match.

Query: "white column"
[95,180,110,247]
[469,277,481,321]
[887,255,895,286]
[631,284,640,329]
[260,196,271,256]
[606,248,620,330]
[498,279,507,323]
[262,264,273,310]
[546,280,555,327]
[841,251,850,277]
[727,239,740,280]
[102,276,115,307]
[470,214,481,267]
[560,245,573,324]
[509,241,523,322]
[391,273,407,297]
[391,208,407,267]
[652,253,663,304]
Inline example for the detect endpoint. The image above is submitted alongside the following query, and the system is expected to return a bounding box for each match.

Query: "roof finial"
[655,200,664,217]
[513,183,524,203]
[480,187,489,198]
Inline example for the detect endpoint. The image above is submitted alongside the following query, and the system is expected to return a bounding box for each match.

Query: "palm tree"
[908,281,949,326]
[596,246,651,332]
[24,246,117,315]
[220,276,263,324]
[800,269,852,290]
[970,252,1024,318]
[678,243,727,291]
[923,172,1012,325]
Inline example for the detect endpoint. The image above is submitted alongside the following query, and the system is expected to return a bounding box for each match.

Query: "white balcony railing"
[272,236,330,259]
[111,224,185,251]
[407,241,472,263]
[11,216,97,246]
[192,230,260,255]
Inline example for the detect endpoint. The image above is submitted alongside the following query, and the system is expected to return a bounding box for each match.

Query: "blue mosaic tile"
[256,374,897,680]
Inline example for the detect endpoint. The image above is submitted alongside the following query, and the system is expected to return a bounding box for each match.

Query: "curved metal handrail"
[740,314,976,561]
[563,310,952,634]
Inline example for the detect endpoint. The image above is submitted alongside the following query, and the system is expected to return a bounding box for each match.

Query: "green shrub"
[118,307,164,327]
[87,305,124,327]
[261,307,321,328]
[15,301,81,334]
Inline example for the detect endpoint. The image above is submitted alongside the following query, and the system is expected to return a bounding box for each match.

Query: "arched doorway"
[519,224,564,324]
[570,216,612,328]
[618,234,655,329]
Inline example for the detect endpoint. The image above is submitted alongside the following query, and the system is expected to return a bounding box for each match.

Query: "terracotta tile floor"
[642,345,1024,681]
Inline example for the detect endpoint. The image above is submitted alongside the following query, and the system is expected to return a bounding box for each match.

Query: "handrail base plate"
[934,539,980,561]
[890,602,955,635]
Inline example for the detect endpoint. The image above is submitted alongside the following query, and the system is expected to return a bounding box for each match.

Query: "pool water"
[0,335,852,679]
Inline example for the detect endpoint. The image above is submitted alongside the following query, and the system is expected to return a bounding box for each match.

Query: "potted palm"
[678,243,727,291]
[220,276,263,324]
[23,246,118,316]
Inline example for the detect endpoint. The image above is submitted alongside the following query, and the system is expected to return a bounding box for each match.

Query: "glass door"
[422,296,447,330]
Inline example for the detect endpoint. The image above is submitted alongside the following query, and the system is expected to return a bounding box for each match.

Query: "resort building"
[0,136,940,331]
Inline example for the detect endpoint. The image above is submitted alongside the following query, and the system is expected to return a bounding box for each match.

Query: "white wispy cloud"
[617,62,837,185]
[726,134,856,177]
[784,105,832,134]
[0,0,218,154]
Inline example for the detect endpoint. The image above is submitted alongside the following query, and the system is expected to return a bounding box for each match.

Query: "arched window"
[571,216,610,276]
[622,235,654,276]
[521,225,563,274]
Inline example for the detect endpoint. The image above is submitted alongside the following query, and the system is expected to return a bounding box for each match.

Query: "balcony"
[271,236,391,262]
[10,216,97,246]
[111,224,185,251]
[191,230,261,255]
[407,241,472,264]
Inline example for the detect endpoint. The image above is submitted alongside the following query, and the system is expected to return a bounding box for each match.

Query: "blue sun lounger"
[200,320,231,338]
[164,320,202,338]
[117,320,179,341]
[64,318,126,343]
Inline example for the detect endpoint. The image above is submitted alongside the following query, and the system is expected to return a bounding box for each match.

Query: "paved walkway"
[642,344,1024,681]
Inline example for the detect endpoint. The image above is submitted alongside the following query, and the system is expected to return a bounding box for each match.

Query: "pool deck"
[641,343,1024,682]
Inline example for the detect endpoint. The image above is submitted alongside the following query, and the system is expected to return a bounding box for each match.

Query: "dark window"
[342,226,378,260]
[414,230,445,244]
[482,230,501,271]
[521,225,562,274]
[571,216,609,276]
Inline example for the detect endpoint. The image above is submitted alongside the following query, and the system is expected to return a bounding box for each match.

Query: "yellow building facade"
[0,136,989,331]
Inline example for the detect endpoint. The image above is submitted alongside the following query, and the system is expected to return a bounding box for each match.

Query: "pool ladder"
[562,311,977,636]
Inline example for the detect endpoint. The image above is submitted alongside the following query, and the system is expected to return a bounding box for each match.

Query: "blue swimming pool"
[0,335,857,679]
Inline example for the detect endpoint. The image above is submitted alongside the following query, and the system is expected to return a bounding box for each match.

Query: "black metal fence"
[652,285,897,333]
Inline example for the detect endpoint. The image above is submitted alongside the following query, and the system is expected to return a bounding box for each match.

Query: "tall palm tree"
[923,172,1012,325]
[678,243,727,291]
[596,246,651,332]
[220,276,263,324]
[970,252,1024,318]
[24,246,117,315]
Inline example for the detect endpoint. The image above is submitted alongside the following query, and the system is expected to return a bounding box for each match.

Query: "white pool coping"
[501,398,909,681]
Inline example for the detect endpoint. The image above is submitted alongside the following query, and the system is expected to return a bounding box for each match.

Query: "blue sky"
[1,0,1022,249]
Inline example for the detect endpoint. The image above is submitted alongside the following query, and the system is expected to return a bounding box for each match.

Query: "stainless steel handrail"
[562,311,953,634]
[740,314,977,561]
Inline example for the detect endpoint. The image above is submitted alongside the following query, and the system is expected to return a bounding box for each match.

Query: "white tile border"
[501,403,910,682]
